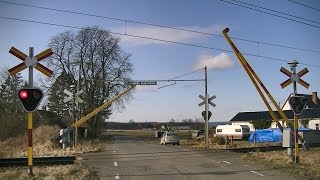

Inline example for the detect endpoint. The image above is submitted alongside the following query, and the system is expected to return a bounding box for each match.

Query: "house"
[230,92,320,130]
[282,92,319,110]
[230,111,276,132]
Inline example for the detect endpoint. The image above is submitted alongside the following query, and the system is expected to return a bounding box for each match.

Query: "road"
[82,135,294,180]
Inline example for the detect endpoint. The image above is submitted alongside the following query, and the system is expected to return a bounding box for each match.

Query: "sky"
[0,0,319,123]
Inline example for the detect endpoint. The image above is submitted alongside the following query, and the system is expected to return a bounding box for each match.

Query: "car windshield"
[167,132,177,136]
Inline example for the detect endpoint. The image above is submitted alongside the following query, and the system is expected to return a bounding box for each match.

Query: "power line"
[231,0,320,25]
[217,0,320,29]
[288,0,320,12]
[0,16,319,68]
[0,0,319,54]
[169,68,204,80]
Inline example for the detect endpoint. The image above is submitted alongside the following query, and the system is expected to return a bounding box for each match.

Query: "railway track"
[0,156,76,167]
[226,146,283,153]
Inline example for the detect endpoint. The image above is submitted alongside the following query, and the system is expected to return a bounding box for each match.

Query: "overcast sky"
[0,0,319,123]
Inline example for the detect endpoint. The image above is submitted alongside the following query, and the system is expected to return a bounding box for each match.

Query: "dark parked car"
[192,130,204,139]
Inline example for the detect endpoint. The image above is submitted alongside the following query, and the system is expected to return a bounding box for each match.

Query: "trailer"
[215,124,250,140]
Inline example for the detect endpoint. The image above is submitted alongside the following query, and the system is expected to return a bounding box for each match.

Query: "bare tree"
[47,26,134,137]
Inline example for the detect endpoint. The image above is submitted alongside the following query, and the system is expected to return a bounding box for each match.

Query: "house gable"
[282,92,320,110]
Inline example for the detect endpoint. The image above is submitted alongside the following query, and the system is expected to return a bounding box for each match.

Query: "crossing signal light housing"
[18,88,43,112]
[201,111,212,120]
[288,96,307,115]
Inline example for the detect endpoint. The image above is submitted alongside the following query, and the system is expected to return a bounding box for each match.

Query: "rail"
[0,156,76,167]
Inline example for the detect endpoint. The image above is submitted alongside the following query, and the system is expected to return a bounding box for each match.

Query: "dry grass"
[0,125,107,179]
[0,126,105,158]
[240,148,320,179]
[0,125,59,158]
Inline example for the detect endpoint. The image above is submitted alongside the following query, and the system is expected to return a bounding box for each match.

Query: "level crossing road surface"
[82,135,295,180]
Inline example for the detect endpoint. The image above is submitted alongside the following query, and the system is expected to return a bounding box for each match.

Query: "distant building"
[230,92,320,130]
[169,126,191,130]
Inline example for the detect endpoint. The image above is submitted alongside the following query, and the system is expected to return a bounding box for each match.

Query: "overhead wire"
[168,68,204,80]
[0,16,319,68]
[230,0,320,25]
[217,0,320,29]
[158,68,205,89]
[288,0,320,12]
[0,0,319,54]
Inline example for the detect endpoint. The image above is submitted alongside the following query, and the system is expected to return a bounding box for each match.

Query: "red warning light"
[17,88,43,112]
[19,90,28,99]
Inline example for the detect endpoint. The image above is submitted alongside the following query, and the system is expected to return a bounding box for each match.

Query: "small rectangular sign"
[130,81,157,85]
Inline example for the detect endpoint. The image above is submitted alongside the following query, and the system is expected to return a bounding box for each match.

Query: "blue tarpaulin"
[248,129,282,143]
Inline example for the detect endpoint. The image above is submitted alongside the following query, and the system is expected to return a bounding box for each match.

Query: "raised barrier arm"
[51,85,136,142]
[222,28,308,149]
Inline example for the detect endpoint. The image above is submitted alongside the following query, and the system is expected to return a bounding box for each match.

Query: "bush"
[210,137,225,145]
[216,137,225,145]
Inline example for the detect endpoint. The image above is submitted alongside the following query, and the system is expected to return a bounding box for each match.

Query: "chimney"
[312,92,318,105]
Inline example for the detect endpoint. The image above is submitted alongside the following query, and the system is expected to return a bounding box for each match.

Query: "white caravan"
[215,124,251,139]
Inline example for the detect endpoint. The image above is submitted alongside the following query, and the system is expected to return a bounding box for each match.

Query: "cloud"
[193,52,235,70]
[114,25,223,46]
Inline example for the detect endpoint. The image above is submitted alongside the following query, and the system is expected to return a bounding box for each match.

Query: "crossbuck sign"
[63,89,84,103]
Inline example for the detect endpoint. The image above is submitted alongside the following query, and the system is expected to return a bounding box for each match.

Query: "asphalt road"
[82,136,295,180]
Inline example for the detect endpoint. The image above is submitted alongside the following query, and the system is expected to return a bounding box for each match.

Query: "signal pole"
[27,47,34,176]
[75,64,81,146]
[205,67,209,148]
[198,67,215,148]
[288,60,299,164]
[70,84,76,148]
